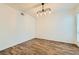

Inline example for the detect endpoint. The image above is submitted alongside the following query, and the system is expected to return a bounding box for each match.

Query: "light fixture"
[36,3,52,16]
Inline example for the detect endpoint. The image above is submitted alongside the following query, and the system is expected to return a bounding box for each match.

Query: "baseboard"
[36,37,73,42]
[0,37,78,51]
[0,37,34,51]
[35,37,79,47]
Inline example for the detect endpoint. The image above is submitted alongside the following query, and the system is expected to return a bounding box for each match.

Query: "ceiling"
[5,3,79,10]
[5,3,79,17]
[5,3,40,10]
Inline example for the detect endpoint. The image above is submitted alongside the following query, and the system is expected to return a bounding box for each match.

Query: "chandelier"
[36,3,52,16]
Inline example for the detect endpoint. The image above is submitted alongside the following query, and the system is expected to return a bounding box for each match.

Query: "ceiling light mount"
[36,3,52,16]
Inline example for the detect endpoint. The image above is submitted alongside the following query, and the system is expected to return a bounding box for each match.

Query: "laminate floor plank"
[0,38,79,55]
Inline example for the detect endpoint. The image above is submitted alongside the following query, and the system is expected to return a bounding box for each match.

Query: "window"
[77,14,79,42]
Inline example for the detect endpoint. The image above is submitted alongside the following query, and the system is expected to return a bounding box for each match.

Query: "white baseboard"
[35,37,73,44]
[0,37,34,51]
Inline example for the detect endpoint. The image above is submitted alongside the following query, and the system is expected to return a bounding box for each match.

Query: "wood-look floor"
[0,38,79,55]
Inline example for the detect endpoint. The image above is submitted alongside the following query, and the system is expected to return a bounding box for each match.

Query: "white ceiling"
[5,3,40,10]
[5,3,79,17]
[5,3,79,10]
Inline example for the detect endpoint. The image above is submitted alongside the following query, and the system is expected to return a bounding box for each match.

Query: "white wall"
[16,10,35,43]
[0,4,78,51]
[36,11,76,43]
[0,4,35,51]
